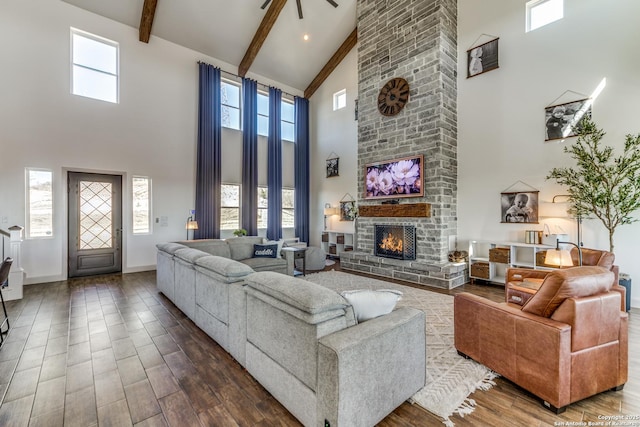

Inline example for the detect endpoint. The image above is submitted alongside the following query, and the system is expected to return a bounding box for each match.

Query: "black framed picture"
[501,191,539,223]
[467,38,499,78]
[326,157,339,178]
[545,98,592,141]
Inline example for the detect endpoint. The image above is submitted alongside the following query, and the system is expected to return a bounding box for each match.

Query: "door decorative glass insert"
[79,181,113,250]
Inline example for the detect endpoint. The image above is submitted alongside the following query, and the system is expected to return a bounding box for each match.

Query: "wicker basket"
[489,247,510,263]
[470,262,490,279]
[322,233,329,242]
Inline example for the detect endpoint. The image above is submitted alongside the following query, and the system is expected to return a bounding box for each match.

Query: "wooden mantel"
[359,203,431,218]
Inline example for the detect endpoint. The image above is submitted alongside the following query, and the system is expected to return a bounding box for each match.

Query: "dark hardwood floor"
[0,262,636,426]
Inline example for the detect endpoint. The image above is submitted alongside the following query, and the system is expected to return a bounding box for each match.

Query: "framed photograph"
[545,98,592,141]
[364,154,424,200]
[501,191,539,224]
[326,157,339,178]
[340,201,357,221]
[467,38,499,78]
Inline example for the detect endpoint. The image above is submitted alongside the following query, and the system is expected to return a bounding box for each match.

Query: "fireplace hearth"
[374,225,416,260]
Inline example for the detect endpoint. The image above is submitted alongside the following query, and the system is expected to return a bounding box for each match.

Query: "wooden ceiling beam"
[239,0,288,77]
[139,0,158,43]
[304,27,357,99]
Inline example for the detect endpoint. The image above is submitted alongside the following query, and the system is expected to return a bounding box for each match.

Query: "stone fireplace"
[375,225,416,260]
[340,0,466,289]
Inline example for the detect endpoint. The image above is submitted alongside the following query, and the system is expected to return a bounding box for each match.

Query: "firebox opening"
[374,225,416,260]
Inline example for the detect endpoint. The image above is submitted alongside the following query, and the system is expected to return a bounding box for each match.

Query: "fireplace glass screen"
[374,225,416,260]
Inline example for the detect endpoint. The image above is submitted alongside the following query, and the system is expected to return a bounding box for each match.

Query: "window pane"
[282,209,294,228]
[222,106,240,130]
[221,208,239,230]
[258,187,268,208]
[281,101,294,122]
[132,177,150,234]
[73,65,118,103]
[257,93,269,116]
[282,122,294,142]
[282,189,294,208]
[258,115,268,137]
[27,169,53,238]
[73,33,117,74]
[221,82,240,108]
[221,184,240,207]
[528,0,563,31]
[257,209,268,229]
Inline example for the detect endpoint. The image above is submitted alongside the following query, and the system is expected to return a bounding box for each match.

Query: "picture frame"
[545,98,592,141]
[501,191,539,224]
[467,38,499,78]
[326,157,339,178]
[340,201,357,221]
[364,154,424,200]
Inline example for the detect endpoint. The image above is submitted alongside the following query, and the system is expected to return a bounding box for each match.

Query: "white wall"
[309,49,359,248]
[457,0,640,307]
[0,0,301,283]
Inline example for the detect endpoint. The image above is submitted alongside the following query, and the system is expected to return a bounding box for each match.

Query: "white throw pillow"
[341,289,402,323]
[264,239,285,258]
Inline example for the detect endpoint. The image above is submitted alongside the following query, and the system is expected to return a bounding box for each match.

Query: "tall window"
[221,81,241,130]
[257,186,295,229]
[132,176,151,234]
[281,100,295,142]
[221,184,240,230]
[526,0,563,32]
[257,92,269,137]
[71,28,118,103]
[26,168,53,238]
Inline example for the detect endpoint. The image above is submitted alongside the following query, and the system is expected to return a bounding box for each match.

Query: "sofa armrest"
[506,267,550,283]
[317,307,426,427]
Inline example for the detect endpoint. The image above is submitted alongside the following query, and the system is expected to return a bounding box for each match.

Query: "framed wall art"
[545,98,592,141]
[326,153,339,178]
[501,191,539,224]
[467,37,499,78]
[364,154,424,200]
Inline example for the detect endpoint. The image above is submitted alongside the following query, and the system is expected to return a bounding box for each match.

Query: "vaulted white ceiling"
[62,0,357,93]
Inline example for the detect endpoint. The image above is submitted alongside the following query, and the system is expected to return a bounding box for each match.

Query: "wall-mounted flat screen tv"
[364,154,424,200]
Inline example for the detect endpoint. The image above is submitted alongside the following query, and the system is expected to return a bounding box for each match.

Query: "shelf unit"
[468,240,555,285]
[321,230,355,258]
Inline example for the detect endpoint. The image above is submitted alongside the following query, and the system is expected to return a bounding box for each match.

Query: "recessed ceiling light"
[303,34,310,41]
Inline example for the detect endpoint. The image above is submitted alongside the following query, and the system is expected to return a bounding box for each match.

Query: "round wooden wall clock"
[377,77,409,116]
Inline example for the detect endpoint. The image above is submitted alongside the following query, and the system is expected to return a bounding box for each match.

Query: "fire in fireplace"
[374,225,416,260]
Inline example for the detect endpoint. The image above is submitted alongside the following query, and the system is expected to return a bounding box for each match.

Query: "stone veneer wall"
[356,0,458,264]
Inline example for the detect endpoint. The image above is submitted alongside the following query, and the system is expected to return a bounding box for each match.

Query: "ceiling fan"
[260,0,338,19]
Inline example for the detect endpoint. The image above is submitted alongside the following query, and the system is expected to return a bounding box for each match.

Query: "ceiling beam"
[139,0,158,43]
[304,27,357,99]
[239,0,288,77]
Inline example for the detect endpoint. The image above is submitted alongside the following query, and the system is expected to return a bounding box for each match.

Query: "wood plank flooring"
[0,263,636,426]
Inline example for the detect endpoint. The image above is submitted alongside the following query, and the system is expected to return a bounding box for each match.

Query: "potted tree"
[546,117,640,252]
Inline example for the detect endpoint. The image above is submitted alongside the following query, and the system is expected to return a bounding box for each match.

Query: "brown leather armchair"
[455,266,628,413]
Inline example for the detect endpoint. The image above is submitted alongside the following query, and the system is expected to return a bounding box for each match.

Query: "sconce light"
[544,239,583,267]
[186,215,198,240]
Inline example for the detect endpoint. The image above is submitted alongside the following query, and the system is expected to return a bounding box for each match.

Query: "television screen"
[364,155,424,200]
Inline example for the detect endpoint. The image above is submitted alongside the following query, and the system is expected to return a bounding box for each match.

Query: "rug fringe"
[443,371,500,426]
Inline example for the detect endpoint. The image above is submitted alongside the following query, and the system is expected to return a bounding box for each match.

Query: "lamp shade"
[544,249,573,267]
[324,207,338,216]
[186,220,199,230]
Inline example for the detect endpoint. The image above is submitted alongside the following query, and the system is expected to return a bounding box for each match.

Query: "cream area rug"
[304,270,498,426]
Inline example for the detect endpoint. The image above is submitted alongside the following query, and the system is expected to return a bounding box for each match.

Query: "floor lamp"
[186,216,198,240]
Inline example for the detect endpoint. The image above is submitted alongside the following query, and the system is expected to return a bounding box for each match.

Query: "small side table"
[282,247,308,276]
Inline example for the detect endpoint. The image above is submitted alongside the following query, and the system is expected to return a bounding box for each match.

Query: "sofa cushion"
[245,272,348,315]
[341,289,402,323]
[226,236,264,260]
[174,248,210,264]
[264,239,285,258]
[572,247,615,270]
[195,255,254,278]
[179,239,231,258]
[253,244,278,258]
[241,257,287,272]
[156,242,188,255]
[522,266,614,317]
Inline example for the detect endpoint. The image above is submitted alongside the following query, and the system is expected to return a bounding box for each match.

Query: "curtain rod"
[198,61,299,99]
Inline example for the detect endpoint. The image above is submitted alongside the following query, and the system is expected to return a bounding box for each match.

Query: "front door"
[68,172,122,277]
